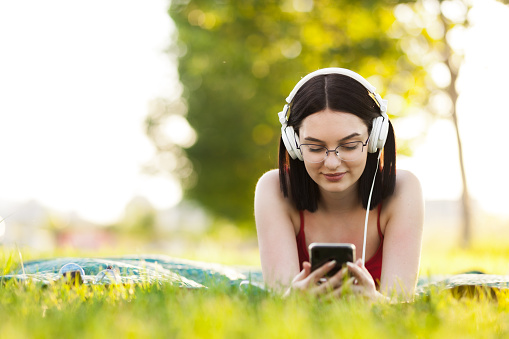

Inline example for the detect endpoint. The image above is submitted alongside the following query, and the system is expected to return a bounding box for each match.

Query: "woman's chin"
[316,174,362,195]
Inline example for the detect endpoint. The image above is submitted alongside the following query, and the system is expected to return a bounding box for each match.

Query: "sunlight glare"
[430,62,451,88]
[161,115,197,148]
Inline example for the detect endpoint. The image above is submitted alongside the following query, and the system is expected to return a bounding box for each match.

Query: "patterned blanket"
[1,255,263,289]
[2,255,508,298]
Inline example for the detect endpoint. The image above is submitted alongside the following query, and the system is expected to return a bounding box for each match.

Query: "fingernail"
[329,260,336,266]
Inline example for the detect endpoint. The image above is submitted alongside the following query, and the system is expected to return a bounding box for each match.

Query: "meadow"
[1,216,509,338]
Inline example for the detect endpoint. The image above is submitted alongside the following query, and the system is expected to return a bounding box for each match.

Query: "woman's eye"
[304,145,323,153]
[341,142,360,151]
[308,147,323,153]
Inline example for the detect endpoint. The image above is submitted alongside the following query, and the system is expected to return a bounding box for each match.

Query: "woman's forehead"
[300,109,368,138]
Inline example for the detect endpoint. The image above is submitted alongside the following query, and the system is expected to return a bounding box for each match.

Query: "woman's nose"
[323,151,342,168]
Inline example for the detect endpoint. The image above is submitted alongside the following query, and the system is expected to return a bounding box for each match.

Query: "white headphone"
[278,68,390,160]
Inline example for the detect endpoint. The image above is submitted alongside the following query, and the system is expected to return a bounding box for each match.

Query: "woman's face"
[298,109,369,195]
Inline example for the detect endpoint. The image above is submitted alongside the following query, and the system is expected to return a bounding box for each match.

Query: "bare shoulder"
[255,169,293,211]
[255,169,280,192]
[255,170,282,207]
[382,169,424,227]
[254,169,298,229]
[394,169,422,197]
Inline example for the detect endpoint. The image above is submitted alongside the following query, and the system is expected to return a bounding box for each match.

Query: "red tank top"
[296,204,384,286]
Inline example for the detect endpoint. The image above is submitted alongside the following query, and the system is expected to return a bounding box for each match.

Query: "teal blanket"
[3,255,509,297]
[1,255,263,289]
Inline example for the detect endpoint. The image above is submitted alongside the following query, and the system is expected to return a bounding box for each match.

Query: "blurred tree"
[392,0,508,248]
[148,0,427,226]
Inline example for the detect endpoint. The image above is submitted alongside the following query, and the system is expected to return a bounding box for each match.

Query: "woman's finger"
[311,266,350,295]
[285,262,314,297]
[356,259,372,277]
[307,261,345,295]
[291,269,307,285]
[347,261,373,287]
[341,261,377,299]
[308,260,337,284]
[326,265,349,286]
[291,260,336,294]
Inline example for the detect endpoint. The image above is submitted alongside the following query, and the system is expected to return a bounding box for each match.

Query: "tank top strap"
[298,210,304,232]
[377,203,384,239]
[296,210,309,269]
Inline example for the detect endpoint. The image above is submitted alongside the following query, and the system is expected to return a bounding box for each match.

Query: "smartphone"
[309,243,356,277]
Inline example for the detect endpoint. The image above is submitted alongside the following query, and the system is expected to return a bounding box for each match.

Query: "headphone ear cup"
[368,116,388,153]
[281,125,296,159]
[290,127,303,161]
[281,125,303,160]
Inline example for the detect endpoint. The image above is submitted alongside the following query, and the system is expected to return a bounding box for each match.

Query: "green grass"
[1,267,509,338]
[2,222,509,338]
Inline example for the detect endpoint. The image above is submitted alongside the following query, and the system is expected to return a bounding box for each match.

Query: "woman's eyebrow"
[303,136,325,143]
[303,133,361,143]
[339,132,361,142]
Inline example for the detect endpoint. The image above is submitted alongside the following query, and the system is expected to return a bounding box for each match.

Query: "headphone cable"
[362,151,382,265]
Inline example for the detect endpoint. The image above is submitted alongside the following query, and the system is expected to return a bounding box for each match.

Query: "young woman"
[255,68,423,301]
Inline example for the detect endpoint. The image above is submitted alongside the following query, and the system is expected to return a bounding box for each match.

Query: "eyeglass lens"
[300,142,365,163]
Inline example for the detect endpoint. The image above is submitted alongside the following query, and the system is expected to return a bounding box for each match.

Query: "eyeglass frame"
[298,136,370,163]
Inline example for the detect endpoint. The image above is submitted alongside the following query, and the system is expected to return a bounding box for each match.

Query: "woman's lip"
[323,172,346,181]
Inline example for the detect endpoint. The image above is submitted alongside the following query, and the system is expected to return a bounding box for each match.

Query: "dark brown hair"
[278,74,396,211]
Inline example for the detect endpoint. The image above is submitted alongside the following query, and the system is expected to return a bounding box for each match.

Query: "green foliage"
[149,0,427,224]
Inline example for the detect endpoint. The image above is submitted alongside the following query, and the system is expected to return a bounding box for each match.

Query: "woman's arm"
[255,170,346,296]
[254,170,301,291]
[379,170,424,299]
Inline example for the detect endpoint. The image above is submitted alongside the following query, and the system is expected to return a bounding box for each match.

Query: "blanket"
[3,255,508,298]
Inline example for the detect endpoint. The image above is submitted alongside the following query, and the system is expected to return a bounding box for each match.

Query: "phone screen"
[309,243,356,277]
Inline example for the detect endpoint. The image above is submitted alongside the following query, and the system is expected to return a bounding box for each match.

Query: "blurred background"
[1,0,509,272]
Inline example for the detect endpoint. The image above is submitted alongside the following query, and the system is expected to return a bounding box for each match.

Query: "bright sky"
[0,0,508,231]
[0,0,180,224]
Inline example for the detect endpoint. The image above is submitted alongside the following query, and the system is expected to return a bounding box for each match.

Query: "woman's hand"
[341,259,379,300]
[283,260,337,297]
[284,259,386,301]
[283,260,358,298]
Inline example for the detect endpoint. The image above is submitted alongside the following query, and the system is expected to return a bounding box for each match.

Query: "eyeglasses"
[299,137,369,163]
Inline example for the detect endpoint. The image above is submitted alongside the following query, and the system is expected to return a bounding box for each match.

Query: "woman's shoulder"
[256,168,280,186]
[381,169,424,228]
[255,169,299,223]
[255,169,289,207]
[386,169,423,205]
[395,169,422,193]
[255,169,281,200]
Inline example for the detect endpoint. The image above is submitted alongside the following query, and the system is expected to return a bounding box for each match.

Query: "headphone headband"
[285,68,388,116]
